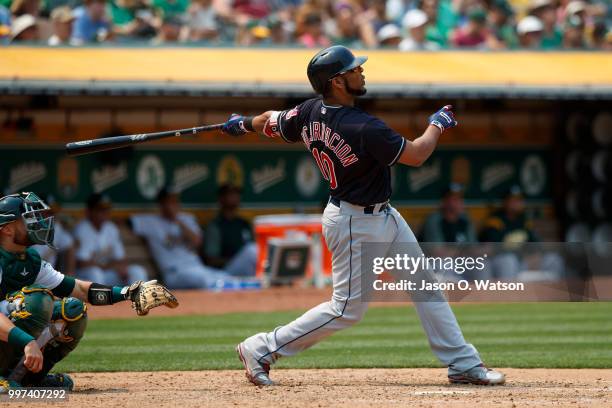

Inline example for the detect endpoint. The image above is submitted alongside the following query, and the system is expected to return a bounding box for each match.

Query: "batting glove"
[428,105,458,133]
[222,113,253,136]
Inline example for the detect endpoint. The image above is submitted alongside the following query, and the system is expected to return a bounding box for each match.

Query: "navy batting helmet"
[307,45,368,95]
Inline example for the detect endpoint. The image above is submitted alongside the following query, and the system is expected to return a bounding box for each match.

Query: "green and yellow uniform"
[1,247,85,389]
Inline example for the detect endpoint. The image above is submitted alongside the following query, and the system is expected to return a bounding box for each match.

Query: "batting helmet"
[307,45,368,95]
[0,192,55,246]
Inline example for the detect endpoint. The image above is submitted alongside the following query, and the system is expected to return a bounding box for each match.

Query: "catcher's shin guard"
[1,286,54,376]
[20,298,87,388]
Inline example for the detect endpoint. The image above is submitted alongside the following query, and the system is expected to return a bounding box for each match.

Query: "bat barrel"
[65,137,137,156]
[65,124,224,157]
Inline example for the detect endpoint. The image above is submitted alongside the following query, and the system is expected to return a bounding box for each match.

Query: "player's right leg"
[0,286,54,388]
[20,297,87,390]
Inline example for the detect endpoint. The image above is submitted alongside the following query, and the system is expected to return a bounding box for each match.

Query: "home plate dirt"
[6,369,611,408]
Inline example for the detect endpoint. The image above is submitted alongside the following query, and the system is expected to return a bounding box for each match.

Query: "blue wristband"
[8,326,35,349]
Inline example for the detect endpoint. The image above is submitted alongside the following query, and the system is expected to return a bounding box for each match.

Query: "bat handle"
[7,321,67,383]
[7,357,28,382]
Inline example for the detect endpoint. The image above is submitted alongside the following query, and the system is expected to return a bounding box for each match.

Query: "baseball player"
[0,192,178,392]
[222,45,505,386]
[74,193,148,286]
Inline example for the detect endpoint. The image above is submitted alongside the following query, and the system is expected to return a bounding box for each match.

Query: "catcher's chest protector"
[0,247,42,298]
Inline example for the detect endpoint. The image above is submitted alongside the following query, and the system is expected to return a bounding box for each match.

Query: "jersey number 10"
[312,148,337,189]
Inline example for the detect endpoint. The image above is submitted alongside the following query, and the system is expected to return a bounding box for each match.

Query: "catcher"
[0,192,178,392]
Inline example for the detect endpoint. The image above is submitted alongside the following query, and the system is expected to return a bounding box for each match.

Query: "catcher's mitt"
[127,280,179,316]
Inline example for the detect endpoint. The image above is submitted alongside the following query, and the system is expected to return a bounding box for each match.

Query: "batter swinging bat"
[65,123,225,157]
[8,321,67,383]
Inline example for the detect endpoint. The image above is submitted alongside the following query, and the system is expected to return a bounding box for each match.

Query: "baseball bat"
[65,123,225,157]
[8,321,66,383]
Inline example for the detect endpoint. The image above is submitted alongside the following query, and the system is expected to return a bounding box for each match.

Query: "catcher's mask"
[0,192,55,247]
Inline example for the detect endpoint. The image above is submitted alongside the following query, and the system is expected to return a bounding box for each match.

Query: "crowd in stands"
[0,0,609,49]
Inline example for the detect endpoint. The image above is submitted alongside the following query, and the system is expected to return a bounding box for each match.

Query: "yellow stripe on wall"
[2,48,611,86]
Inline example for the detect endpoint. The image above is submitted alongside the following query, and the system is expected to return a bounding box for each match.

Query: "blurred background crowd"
[1,0,610,49]
[39,181,576,290]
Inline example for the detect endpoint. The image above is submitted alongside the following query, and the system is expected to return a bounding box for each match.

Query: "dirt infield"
[6,369,612,408]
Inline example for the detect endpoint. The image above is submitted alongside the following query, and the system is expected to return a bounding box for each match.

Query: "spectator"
[564,0,587,22]
[74,193,148,285]
[267,15,289,44]
[10,13,38,42]
[71,0,111,44]
[297,11,331,47]
[376,22,401,47]
[108,0,139,27]
[420,183,477,243]
[591,18,611,49]
[422,0,453,47]
[31,194,76,275]
[563,14,586,48]
[235,18,274,45]
[130,187,233,289]
[386,0,410,22]
[362,0,390,33]
[187,0,218,41]
[529,0,562,49]
[0,5,11,44]
[517,15,544,48]
[233,0,271,20]
[151,14,184,43]
[330,2,377,48]
[203,184,257,277]
[399,8,441,50]
[605,31,612,50]
[486,0,517,49]
[450,7,488,48]
[152,0,189,19]
[48,6,75,45]
[10,0,41,17]
[108,0,157,40]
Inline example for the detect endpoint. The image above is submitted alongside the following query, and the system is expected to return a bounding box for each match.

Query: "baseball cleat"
[0,377,21,393]
[448,364,505,385]
[38,373,74,390]
[236,342,275,386]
